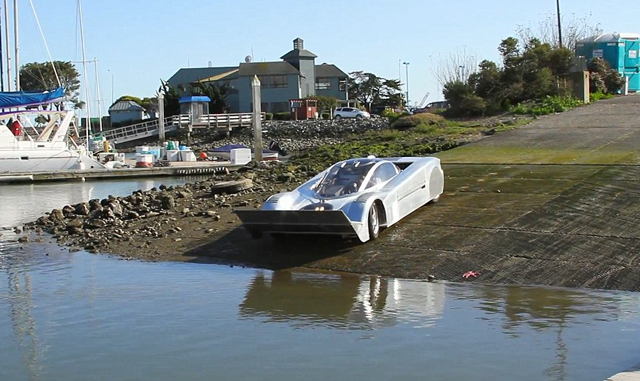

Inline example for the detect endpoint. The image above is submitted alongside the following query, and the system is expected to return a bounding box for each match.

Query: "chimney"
[293,38,304,50]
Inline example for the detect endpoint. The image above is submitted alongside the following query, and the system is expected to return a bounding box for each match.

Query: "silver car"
[236,156,444,243]
[333,107,371,120]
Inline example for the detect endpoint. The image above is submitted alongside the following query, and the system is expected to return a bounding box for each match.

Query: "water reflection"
[239,271,445,329]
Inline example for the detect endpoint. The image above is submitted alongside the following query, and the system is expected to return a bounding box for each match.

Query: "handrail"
[87,112,265,144]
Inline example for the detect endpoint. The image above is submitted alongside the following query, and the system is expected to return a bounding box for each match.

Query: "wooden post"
[251,75,263,162]
[158,92,165,141]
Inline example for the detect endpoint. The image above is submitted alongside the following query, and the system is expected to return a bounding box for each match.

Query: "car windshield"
[313,159,377,197]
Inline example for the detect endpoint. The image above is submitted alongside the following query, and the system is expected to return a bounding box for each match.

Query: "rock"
[17,236,28,243]
[126,211,140,220]
[74,203,90,216]
[49,209,64,222]
[160,195,175,210]
[108,202,124,217]
[277,172,295,183]
[89,199,102,211]
[182,208,190,214]
[211,179,253,195]
[84,219,106,229]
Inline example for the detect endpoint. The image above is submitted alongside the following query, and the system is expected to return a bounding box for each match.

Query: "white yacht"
[0,106,106,173]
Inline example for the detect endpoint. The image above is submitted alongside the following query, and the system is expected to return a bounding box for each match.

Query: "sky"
[8,0,640,116]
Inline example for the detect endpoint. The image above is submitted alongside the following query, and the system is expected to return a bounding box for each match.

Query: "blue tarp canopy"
[0,87,65,108]
[179,96,211,104]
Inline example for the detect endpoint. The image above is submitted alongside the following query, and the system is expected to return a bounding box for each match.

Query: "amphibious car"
[235,156,444,243]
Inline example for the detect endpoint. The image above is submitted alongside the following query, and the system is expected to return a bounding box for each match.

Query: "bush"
[382,109,409,123]
[590,92,614,102]
[391,113,444,130]
[512,96,582,116]
[321,113,331,119]
[265,113,273,120]
[273,112,291,120]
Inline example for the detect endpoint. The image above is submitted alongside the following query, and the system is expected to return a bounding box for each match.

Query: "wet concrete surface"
[188,96,640,291]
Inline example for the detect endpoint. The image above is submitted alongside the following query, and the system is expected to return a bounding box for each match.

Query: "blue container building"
[575,32,640,92]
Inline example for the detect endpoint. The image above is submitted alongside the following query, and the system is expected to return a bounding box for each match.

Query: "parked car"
[235,156,444,243]
[334,107,371,120]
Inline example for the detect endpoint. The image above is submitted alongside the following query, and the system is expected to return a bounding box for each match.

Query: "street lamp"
[402,61,410,108]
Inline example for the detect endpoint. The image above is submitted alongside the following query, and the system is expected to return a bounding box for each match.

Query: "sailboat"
[0,1,105,175]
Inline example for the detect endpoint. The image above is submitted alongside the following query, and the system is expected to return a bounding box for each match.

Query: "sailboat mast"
[12,0,17,90]
[94,58,102,133]
[3,0,10,91]
[77,0,91,147]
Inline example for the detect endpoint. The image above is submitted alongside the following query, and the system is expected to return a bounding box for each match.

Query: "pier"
[0,161,243,183]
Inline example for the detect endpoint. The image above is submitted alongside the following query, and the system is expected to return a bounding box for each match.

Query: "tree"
[432,47,478,88]
[20,61,81,109]
[158,80,180,117]
[191,82,229,114]
[306,95,338,116]
[516,12,602,50]
[348,72,404,110]
[114,95,158,116]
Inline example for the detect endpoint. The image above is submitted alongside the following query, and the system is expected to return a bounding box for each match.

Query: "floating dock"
[0,161,244,184]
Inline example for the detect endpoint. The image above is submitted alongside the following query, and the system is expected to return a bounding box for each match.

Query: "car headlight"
[301,203,333,211]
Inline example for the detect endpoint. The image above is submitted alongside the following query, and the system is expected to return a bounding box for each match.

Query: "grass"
[290,116,533,171]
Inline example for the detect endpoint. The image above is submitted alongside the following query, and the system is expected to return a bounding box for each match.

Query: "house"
[167,38,348,113]
[108,100,145,124]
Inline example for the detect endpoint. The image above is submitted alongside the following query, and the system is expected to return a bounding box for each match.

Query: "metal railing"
[89,112,265,144]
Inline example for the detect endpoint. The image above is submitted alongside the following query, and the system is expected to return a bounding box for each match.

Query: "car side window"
[366,163,399,188]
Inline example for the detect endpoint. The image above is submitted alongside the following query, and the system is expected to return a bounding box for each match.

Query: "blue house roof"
[179,96,211,104]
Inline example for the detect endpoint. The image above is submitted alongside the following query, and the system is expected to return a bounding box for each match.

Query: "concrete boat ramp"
[0,160,242,183]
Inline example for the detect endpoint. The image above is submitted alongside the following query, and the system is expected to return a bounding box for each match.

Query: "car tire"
[334,115,342,120]
[368,203,380,240]
[356,115,363,120]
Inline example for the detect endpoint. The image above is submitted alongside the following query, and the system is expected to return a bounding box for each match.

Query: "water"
[1,178,639,381]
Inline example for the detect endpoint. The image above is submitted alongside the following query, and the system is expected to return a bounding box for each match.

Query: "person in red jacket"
[9,116,23,139]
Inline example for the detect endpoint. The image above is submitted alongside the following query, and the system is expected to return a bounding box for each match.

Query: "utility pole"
[402,62,410,107]
[556,0,563,48]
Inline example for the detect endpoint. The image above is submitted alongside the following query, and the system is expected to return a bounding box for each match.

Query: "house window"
[270,75,288,88]
[251,76,269,88]
[339,78,347,92]
[315,77,332,90]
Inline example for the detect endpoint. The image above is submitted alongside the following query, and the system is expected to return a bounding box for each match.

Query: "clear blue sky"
[11,0,640,115]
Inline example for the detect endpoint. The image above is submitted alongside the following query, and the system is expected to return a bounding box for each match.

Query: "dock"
[0,161,244,184]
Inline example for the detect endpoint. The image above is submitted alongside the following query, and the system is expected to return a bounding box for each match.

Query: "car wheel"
[356,114,363,120]
[368,203,380,240]
[334,115,342,120]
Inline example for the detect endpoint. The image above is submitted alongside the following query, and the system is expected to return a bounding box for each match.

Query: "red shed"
[290,99,318,120]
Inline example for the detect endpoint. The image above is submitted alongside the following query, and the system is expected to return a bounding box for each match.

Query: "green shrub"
[265,113,273,120]
[512,96,582,116]
[321,113,331,119]
[590,92,614,102]
[273,112,291,120]
[391,113,444,130]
